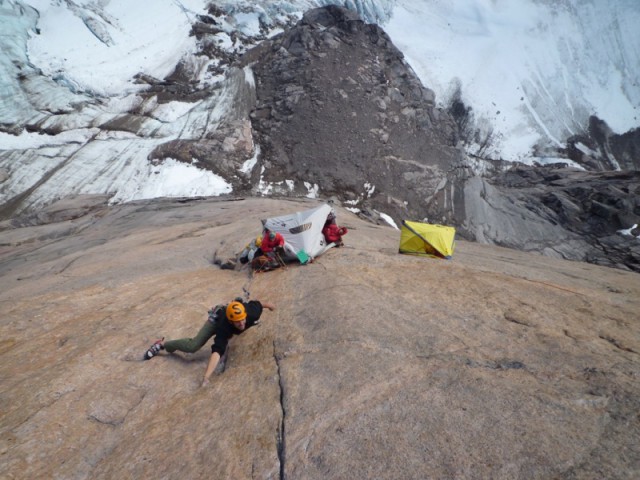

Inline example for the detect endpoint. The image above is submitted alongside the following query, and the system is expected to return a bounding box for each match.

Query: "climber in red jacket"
[260,228,285,253]
[322,212,348,246]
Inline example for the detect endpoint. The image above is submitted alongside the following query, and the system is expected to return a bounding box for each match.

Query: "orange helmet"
[226,301,247,322]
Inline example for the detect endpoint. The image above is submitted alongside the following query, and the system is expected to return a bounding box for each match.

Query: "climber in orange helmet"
[143,298,276,387]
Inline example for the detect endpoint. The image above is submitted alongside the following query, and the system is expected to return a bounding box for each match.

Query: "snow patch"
[26,0,208,97]
[233,12,262,37]
[304,181,319,198]
[378,211,399,229]
[152,101,197,123]
[110,158,232,204]
[243,66,256,88]
[240,146,260,174]
[364,182,375,196]
[535,157,585,170]
[257,165,297,196]
[0,129,97,149]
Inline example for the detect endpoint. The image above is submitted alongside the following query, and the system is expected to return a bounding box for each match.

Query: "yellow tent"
[399,220,456,259]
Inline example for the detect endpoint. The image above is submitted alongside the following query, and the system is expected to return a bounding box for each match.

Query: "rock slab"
[1,196,639,479]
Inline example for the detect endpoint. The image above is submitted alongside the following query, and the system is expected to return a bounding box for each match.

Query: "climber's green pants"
[164,320,216,353]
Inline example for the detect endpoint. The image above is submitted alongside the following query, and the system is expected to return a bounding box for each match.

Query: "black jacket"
[210,300,264,355]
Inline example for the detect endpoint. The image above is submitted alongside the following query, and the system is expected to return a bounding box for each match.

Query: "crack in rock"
[273,341,286,480]
[599,335,637,354]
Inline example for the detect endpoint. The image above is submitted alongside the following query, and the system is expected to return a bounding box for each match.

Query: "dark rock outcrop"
[565,116,640,171]
[247,5,463,213]
[435,166,640,272]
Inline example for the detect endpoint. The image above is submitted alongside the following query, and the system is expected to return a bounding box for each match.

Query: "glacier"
[384,0,640,160]
[0,0,639,215]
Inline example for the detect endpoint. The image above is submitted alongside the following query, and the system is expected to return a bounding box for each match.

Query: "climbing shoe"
[144,338,165,360]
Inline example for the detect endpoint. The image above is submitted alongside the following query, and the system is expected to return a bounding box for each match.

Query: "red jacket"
[322,223,348,243]
[261,232,284,253]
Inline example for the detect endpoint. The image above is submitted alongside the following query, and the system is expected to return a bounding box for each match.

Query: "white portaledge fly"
[262,203,335,263]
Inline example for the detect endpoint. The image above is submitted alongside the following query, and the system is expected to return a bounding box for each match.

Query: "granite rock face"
[1,196,639,479]
[430,166,640,272]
